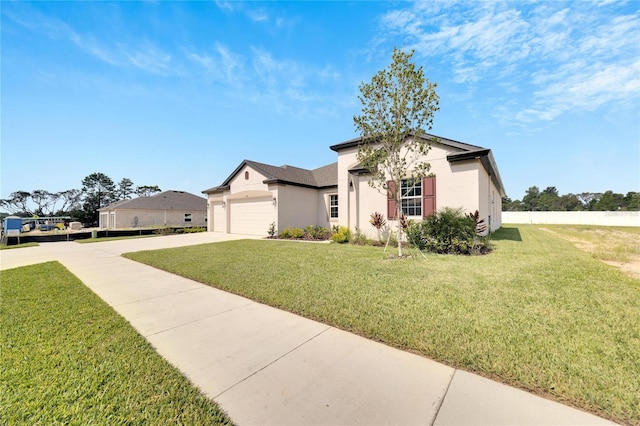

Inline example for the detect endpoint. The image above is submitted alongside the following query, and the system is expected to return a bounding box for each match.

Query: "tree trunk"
[397,203,403,257]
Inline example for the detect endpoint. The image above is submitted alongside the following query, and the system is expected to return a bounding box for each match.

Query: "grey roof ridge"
[329,131,486,152]
[205,159,337,194]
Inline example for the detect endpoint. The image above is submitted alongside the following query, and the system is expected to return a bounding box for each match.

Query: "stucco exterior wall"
[335,141,500,237]
[102,209,206,229]
[316,188,338,229]
[229,166,269,193]
[276,184,320,231]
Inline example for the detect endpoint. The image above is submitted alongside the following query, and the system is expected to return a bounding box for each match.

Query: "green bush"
[331,226,351,244]
[290,227,305,239]
[183,227,206,233]
[406,207,491,255]
[279,228,292,239]
[305,225,331,240]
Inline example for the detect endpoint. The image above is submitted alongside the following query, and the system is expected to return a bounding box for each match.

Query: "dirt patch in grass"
[539,226,640,279]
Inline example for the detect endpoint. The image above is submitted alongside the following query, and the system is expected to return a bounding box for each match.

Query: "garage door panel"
[230,198,274,236]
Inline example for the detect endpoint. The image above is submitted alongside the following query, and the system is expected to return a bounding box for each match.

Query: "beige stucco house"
[98,190,207,229]
[203,134,505,237]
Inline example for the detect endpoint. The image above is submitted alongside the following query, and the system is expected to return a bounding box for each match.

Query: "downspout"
[347,175,352,230]
[488,171,492,232]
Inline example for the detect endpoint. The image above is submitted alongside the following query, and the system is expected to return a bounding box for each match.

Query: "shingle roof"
[329,132,485,153]
[203,160,337,194]
[99,191,207,211]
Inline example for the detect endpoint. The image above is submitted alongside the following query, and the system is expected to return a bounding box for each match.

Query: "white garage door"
[229,198,274,236]
[212,203,225,232]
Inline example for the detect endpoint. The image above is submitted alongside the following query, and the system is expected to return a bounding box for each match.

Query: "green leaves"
[354,47,439,190]
[354,47,440,256]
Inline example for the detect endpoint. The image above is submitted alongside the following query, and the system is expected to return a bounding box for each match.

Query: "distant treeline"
[503,186,639,211]
[0,172,161,225]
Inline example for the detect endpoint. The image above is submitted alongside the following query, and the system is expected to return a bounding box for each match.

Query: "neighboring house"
[98,190,207,229]
[203,133,506,237]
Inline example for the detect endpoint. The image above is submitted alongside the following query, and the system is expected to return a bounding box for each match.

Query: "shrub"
[183,226,206,233]
[267,222,277,238]
[290,227,305,239]
[406,207,491,255]
[305,225,331,240]
[279,228,292,239]
[331,226,351,244]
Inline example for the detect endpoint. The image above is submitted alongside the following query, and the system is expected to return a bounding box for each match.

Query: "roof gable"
[203,160,337,194]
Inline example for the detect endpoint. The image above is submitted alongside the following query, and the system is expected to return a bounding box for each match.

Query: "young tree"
[354,47,440,257]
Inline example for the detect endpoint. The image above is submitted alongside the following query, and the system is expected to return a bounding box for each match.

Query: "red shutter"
[387,180,397,220]
[423,176,436,218]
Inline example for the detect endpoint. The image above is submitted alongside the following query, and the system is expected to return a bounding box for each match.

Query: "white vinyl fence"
[502,211,640,227]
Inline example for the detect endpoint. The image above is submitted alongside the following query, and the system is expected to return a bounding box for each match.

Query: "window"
[329,194,338,219]
[245,171,249,180]
[400,179,422,217]
[184,213,192,223]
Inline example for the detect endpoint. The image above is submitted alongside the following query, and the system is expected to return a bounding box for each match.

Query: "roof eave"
[263,178,324,190]
[202,185,230,195]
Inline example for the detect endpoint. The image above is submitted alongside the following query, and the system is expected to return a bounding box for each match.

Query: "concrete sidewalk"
[0,234,616,425]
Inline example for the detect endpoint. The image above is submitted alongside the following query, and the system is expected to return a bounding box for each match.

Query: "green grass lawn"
[537,224,640,263]
[0,261,233,425]
[0,242,38,250]
[125,225,640,425]
[76,234,160,243]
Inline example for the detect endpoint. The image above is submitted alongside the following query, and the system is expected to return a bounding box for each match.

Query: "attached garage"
[228,195,275,235]
[202,160,338,236]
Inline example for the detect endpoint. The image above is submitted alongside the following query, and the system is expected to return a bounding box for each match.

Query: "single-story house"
[98,190,207,229]
[202,133,506,237]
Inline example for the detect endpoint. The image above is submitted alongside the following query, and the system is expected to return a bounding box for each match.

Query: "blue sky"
[2,1,638,202]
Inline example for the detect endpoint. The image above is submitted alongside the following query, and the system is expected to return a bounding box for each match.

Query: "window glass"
[329,194,338,218]
[400,179,422,216]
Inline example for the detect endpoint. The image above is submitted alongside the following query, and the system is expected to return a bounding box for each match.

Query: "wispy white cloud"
[5,5,175,76]
[380,1,640,123]
[186,43,244,86]
[186,44,346,117]
[214,1,285,26]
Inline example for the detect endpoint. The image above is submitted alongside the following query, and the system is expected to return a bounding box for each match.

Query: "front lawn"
[0,262,232,425]
[124,225,640,425]
[0,242,38,250]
